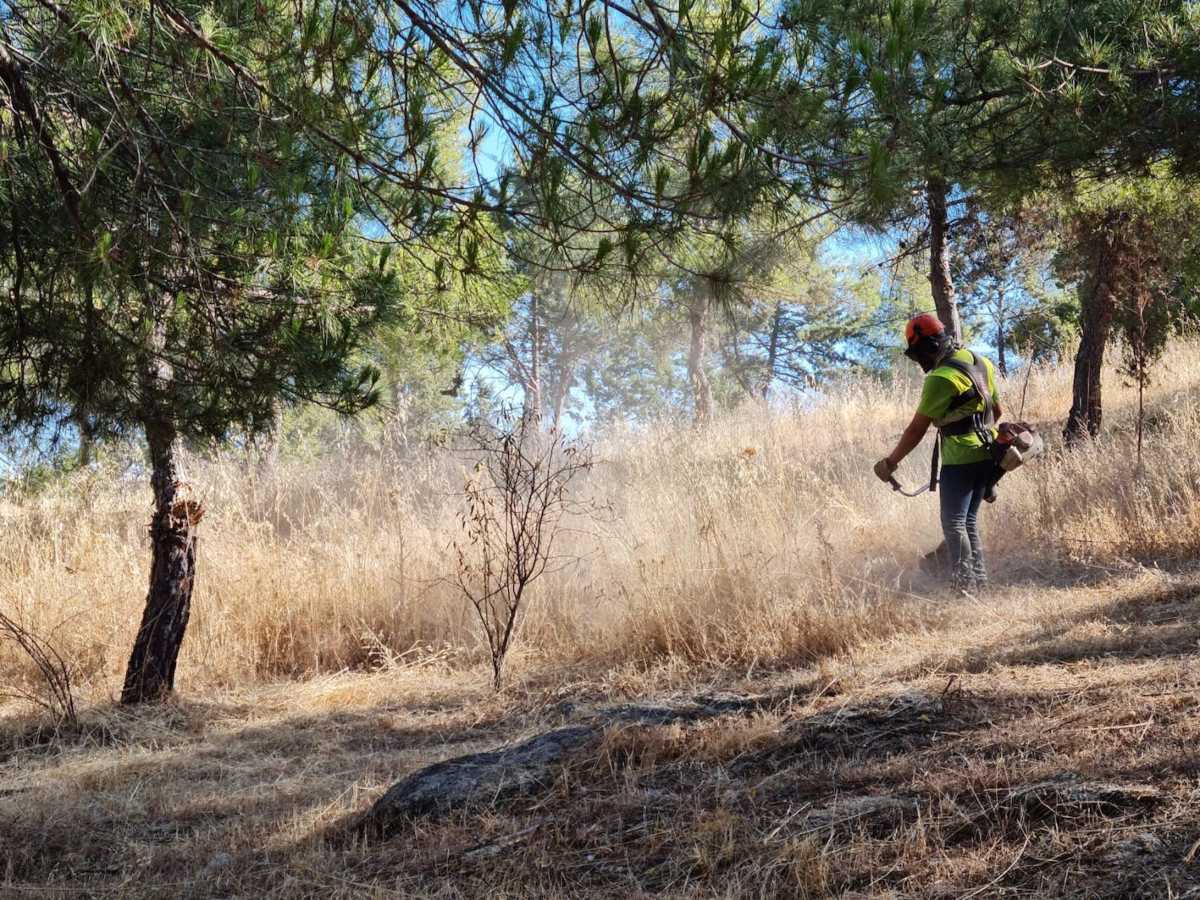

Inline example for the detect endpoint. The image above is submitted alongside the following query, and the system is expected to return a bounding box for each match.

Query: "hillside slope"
[4,351,1200,897]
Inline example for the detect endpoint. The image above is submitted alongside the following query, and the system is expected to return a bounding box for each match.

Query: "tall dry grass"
[3,344,1200,710]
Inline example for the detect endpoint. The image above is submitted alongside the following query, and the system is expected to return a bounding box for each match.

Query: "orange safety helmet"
[904,313,945,347]
[903,313,951,370]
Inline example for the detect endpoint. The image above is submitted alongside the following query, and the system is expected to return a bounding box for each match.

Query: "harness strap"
[939,418,978,437]
[939,352,995,428]
[929,351,995,493]
[929,436,940,493]
[942,384,981,416]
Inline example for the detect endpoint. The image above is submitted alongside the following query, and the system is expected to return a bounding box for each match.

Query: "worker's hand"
[873,458,897,483]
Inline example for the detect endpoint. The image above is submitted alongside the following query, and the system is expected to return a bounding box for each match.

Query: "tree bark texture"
[76,281,98,467]
[926,178,962,341]
[75,410,93,467]
[1064,220,1121,444]
[122,293,202,705]
[687,292,713,423]
[121,421,199,703]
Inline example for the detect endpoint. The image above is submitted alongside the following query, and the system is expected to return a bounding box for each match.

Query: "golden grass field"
[4,346,1200,897]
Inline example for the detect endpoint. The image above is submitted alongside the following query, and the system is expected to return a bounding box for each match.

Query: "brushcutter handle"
[888,476,932,498]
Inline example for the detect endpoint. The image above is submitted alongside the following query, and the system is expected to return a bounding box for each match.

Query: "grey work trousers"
[937,460,994,590]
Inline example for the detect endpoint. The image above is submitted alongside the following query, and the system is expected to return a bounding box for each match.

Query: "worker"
[873,314,1001,595]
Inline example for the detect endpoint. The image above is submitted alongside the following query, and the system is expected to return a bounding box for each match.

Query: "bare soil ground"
[5,565,1200,898]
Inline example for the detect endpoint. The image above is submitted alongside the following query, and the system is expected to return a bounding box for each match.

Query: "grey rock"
[360,696,774,836]
[367,724,597,827]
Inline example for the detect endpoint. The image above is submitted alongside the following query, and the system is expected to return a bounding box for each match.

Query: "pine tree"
[1056,174,1200,443]
[1,1,399,701]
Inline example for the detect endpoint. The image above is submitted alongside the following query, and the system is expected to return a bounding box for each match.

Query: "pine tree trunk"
[77,281,98,467]
[687,292,713,423]
[1064,222,1120,444]
[76,409,93,468]
[525,292,543,427]
[122,289,200,705]
[926,178,962,341]
[121,420,198,703]
[758,299,783,400]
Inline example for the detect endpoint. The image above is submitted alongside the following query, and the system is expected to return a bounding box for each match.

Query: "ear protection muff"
[904,334,943,363]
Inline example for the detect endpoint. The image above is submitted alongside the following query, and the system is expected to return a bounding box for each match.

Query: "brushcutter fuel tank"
[995,422,1043,472]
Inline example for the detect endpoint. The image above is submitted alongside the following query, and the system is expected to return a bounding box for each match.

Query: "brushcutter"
[887,476,931,498]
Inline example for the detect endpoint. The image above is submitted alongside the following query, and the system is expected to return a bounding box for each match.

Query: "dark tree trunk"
[1064,236,1118,444]
[76,409,93,467]
[121,422,199,704]
[687,292,713,424]
[758,299,784,400]
[926,178,962,341]
[76,281,98,468]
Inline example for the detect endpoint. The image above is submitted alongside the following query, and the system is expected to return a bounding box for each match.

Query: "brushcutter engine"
[993,422,1043,471]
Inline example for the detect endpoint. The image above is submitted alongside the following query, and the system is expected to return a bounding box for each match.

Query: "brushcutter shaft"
[888,477,931,498]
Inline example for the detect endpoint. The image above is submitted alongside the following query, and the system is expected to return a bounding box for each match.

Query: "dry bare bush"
[0,606,77,723]
[454,417,594,689]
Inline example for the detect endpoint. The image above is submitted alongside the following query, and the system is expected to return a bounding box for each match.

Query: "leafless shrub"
[0,608,77,724]
[454,415,593,690]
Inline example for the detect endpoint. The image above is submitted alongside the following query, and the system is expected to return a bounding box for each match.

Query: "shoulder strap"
[940,352,994,424]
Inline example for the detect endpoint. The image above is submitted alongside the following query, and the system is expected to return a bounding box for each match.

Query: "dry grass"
[3,343,1198,701]
[3,345,1200,896]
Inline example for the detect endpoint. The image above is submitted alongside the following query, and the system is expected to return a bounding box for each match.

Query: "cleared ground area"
[5,565,1200,898]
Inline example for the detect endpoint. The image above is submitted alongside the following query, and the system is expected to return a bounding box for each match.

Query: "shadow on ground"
[900,578,1200,677]
[4,579,1200,897]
